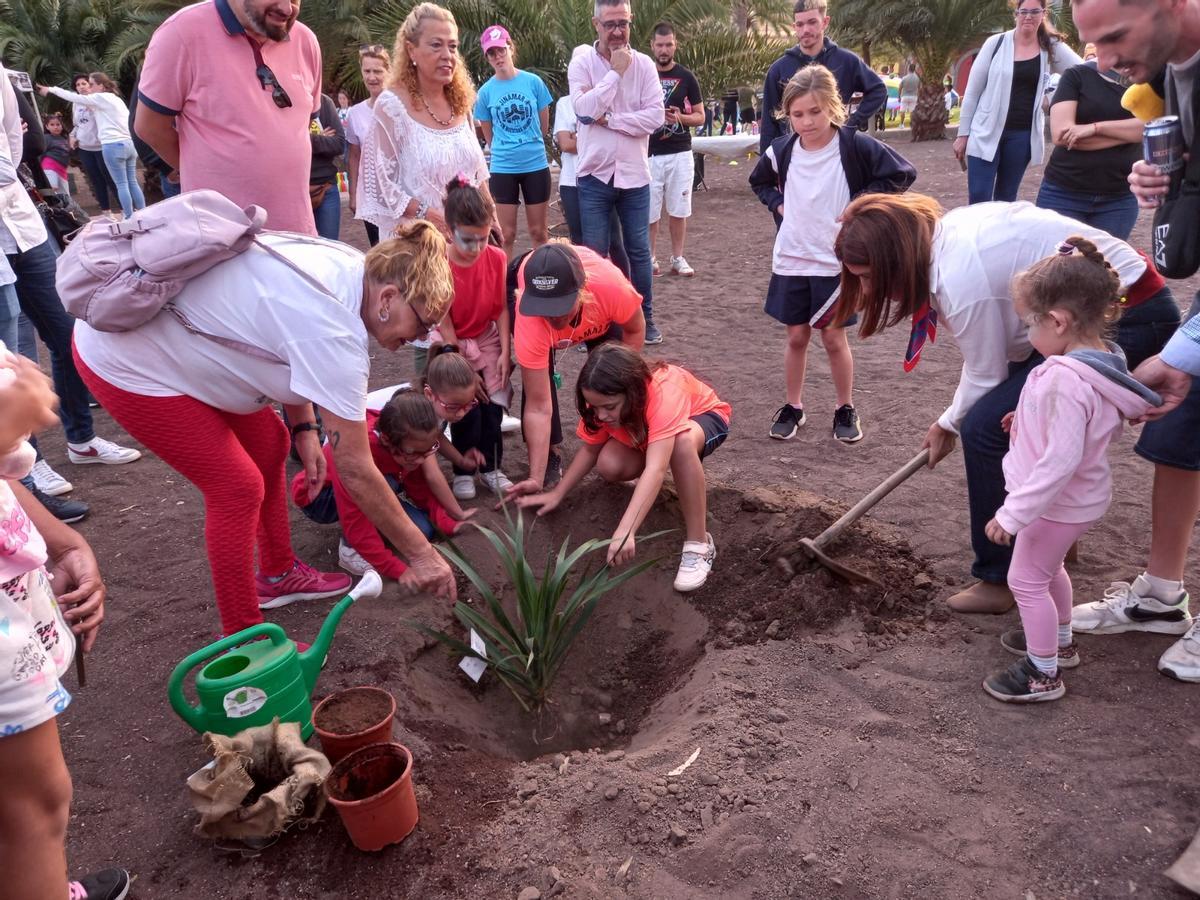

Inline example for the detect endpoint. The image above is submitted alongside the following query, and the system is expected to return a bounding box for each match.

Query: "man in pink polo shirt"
[134,0,321,235]
[568,0,664,344]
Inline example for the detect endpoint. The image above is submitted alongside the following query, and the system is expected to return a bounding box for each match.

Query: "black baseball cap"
[519,243,587,318]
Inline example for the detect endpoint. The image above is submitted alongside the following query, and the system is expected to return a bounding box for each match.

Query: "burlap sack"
[187,718,331,842]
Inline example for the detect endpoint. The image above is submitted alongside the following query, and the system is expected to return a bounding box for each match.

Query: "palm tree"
[834,0,1011,141]
[0,0,136,87]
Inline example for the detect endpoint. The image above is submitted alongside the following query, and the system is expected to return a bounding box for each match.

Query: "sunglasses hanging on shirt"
[245,34,293,109]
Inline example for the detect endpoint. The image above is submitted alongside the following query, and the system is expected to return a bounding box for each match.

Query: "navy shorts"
[1136,296,1200,470]
[763,273,857,328]
[490,167,552,206]
[693,411,729,459]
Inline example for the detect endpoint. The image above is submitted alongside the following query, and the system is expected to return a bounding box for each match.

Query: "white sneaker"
[67,436,141,466]
[338,540,375,577]
[1159,621,1200,682]
[674,533,716,593]
[1072,577,1192,635]
[670,255,695,276]
[452,474,476,500]
[652,257,661,276]
[500,414,521,434]
[30,459,73,496]
[479,470,514,494]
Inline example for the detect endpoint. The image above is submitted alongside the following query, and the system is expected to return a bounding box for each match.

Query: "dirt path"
[53,136,1199,898]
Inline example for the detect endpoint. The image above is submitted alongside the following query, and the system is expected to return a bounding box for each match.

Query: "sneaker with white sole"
[479,470,514,494]
[1000,629,1080,668]
[67,436,141,465]
[674,533,716,593]
[501,413,521,434]
[670,255,695,276]
[452,474,476,500]
[1158,620,1200,682]
[770,405,805,440]
[69,867,131,900]
[652,257,661,277]
[256,559,351,610]
[1072,576,1192,635]
[338,540,375,577]
[982,656,1065,704]
[30,458,73,496]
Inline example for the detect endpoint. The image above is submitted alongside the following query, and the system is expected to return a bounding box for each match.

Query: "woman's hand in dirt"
[984,518,1013,546]
[952,135,967,162]
[398,547,457,601]
[514,489,562,517]
[295,429,327,503]
[450,507,478,531]
[921,422,957,468]
[1000,411,1015,434]
[49,545,106,652]
[501,478,542,507]
[1132,354,1192,421]
[606,531,635,567]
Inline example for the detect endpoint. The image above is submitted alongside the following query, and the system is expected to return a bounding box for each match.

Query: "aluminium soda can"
[1144,115,1185,200]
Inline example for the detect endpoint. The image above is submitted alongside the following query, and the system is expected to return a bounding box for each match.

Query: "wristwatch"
[291,421,323,440]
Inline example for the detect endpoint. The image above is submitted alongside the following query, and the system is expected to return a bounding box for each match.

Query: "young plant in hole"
[413,508,666,712]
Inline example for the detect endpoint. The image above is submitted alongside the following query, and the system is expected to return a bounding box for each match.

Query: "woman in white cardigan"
[954,0,1081,204]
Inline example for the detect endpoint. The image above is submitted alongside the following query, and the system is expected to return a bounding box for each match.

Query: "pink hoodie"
[995,353,1156,535]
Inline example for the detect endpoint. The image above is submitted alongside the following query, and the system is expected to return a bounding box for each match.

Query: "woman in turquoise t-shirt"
[473,25,553,259]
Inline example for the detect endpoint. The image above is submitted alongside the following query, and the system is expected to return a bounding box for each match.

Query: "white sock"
[1057,623,1072,647]
[1141,572,1186,603]
[790,403,804,412]
[1028,651,1058,676]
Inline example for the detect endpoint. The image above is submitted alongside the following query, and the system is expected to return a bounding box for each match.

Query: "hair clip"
[1056,241,1076,256]
[455,172,470,187]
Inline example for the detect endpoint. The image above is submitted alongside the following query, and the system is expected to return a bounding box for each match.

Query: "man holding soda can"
[1070,0,1200,686]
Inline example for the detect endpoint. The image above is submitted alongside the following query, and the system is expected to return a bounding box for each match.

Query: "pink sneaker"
[256,560,352,610]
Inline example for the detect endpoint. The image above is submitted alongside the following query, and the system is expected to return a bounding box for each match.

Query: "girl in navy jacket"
[749,64,915,445]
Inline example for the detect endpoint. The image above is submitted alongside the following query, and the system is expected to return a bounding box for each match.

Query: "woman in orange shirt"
[516,343,730,593]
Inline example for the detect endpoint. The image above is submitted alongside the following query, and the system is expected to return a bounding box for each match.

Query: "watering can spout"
[299,569,383,690]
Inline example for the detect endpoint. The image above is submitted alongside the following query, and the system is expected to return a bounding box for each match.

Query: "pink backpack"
[56,189,335,334]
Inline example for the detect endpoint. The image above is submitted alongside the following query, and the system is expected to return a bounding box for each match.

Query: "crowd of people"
[3,0,1200,894]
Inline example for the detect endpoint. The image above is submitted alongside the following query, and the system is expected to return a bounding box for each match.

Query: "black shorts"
[693,411,730,459]
[763,273,858,328]
[490,167,552,205]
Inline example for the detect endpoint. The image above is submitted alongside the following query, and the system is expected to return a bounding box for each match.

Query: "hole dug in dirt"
[396,482,940,764]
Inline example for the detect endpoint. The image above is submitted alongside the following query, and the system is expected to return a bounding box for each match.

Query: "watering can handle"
[166,623,289,730]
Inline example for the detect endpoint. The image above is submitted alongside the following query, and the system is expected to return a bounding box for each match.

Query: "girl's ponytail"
[377,387,440,445]
[1013,235,1124,334]
[444,175,493,231]
[424,342,478,394]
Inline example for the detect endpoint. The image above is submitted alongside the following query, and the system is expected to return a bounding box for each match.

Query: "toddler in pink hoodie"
[983,238,1161,704]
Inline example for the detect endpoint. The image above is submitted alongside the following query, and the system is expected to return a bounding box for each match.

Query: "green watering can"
[167,570,383,739]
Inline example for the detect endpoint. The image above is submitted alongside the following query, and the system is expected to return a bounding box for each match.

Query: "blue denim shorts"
[1136,294,1200,471]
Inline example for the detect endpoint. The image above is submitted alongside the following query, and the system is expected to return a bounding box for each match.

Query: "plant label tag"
[459,629,488,683]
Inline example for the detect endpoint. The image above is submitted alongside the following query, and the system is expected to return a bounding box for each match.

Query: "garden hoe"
[788,449,932,588]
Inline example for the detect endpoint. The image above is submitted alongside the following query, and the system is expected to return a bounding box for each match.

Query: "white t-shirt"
[771,135,849,277]
[553,96,578,187]
[344,98,375,147]
[74,235,372,421]
[47,88,131,144]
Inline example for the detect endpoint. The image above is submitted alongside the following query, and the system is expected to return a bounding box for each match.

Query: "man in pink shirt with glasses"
[569,0,665,344]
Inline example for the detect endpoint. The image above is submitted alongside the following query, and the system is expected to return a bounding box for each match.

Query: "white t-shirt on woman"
[47,88,131,144]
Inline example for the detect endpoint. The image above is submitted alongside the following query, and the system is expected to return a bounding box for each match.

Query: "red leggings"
[74,347,295,636]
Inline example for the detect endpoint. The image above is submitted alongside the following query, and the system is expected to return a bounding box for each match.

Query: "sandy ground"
[44,135,1200,899]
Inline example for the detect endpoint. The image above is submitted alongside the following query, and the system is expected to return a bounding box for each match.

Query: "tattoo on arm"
[329,430,340,449]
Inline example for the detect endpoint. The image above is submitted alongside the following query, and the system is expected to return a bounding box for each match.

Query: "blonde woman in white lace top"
[359,3,500,240]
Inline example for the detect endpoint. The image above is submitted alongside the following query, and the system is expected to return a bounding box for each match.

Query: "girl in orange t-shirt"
[516,343,730,593]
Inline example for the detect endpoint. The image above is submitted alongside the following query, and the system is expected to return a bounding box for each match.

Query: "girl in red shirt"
[432,177,513,500]
[516,343,730,593]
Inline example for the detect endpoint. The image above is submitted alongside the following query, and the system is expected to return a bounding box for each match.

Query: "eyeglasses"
[396,439,440,459]
[452,229,489,251]
[359,43,386,54]
[1015,8,1044,17]
[600,19,632,31]
[430,393,479,415]
[245,36,292,109]
[408,300,435,341]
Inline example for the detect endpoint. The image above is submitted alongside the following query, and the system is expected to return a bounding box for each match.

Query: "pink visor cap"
[481,25,510,52]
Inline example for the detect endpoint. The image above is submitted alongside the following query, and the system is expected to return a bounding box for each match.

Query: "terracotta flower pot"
[325,742,419,852]
[312,687,396,765]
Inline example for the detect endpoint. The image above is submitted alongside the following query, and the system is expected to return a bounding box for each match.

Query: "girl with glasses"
[291,388,475,577]
[428,178,514,500]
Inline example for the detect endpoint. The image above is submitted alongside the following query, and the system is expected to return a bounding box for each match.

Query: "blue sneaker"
[644,322,664,345]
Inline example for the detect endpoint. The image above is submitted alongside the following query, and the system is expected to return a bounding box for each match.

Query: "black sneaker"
[769,405,805,440]
[69,868,131,899]
[982,656,1065,703]
[544,452,563,490]
[1000,629,1080,668]
[833,405,863,443]
[29,483,88,524]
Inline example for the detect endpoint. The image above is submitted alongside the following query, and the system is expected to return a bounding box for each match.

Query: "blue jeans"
[77,147,117,212]
[6,239,94,443]
[0,284,18,352]
[101,140,146,218]
[967,129,1032,204]
[1116,286,1180,370]
[558,185,629,277]
[961,353,1044,583]
[159,172,181,199]
[312,182,341,240]
[1035,177,1140,241]
[577,175,653,323]
[299,477,434,539]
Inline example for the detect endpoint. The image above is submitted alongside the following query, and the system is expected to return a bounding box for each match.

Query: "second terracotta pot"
[312,686,395,765]
[325,742,419,851]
